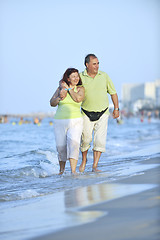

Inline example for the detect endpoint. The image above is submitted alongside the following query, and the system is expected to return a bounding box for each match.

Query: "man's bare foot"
[79,164,86,172]
[58,171,64,175]
[92,168,102,172]
[71,172,79,176]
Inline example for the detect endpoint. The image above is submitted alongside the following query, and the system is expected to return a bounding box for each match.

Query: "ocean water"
[0,116,160,239]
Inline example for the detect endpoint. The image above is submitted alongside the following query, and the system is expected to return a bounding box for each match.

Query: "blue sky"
[0,0,159,114]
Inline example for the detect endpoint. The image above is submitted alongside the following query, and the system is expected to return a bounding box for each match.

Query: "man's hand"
[113,109,119,119]
[111,94,119,119]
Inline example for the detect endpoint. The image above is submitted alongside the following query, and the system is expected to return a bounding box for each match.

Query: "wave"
[0,189,41,202]
[0,149,60,202]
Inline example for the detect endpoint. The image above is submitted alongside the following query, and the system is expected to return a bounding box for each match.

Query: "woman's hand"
[60,88,67,100]
[69,86,85,103]
[60,81,69,89]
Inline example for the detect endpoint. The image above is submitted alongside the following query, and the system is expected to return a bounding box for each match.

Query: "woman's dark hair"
[61,68,82,86]
[84,54,97,67]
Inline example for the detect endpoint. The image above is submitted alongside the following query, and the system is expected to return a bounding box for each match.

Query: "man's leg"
[92,114,109,172]
[79,150,88,172]
[92,151,102,172]
[79,114,94,172]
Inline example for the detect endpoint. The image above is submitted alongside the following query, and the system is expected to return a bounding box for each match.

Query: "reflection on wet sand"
[65,183,157,209]
[0,183,157,240]
[66,210,107,225]
[62,183,156,226]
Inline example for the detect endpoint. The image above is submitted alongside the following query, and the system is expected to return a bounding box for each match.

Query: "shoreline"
[1,156,159,240]
[31,156,160,240]
[32,157,160,240]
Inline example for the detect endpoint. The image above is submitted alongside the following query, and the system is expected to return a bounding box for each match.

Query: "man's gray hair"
[84,54,97,67]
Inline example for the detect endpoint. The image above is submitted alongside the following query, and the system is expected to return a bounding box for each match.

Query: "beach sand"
[31,157,160,240]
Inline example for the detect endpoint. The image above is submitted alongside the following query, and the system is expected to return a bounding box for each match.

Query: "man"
[79,54,119,172]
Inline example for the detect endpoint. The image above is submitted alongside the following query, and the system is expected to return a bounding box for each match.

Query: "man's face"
[86,57,99,75]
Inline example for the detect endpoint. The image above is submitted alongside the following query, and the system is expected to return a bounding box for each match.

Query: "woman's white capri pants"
[53,118,83,162]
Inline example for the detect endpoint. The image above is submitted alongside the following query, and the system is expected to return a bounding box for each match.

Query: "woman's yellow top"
[54,87,82,119]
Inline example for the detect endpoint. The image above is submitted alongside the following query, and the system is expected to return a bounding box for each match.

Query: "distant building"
[155,80,160,107]
[122,79,160,112]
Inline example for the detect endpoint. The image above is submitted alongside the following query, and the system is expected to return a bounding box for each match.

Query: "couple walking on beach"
[50,54,119,175]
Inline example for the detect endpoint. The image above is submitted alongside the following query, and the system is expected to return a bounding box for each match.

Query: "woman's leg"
[59,161,66,175]
[69,158,78,174]
[53,119,68,174]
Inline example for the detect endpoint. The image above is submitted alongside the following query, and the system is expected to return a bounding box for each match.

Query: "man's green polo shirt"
[80,69,116,113]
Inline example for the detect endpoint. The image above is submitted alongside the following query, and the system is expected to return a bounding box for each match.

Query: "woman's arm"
[50,88,61,107]
[68,86,85,103]
[60,81,85,103]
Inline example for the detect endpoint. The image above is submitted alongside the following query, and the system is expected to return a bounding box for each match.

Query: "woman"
[50,68,85,175]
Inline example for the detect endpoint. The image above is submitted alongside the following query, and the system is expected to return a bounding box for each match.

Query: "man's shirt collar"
[83,69,101,76]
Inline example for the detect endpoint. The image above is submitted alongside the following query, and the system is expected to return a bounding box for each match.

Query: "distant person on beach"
[79,54,119,172]
[50,68,85,175]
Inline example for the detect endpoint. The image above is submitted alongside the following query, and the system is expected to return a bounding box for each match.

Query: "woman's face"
[68,72,79,86]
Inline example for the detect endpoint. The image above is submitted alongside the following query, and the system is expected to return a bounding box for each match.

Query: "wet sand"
[31,157,160,240]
